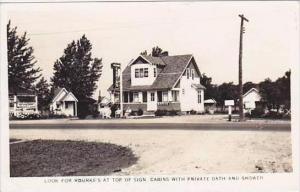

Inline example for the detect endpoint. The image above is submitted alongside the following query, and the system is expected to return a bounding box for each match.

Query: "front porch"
[112,90,181,112]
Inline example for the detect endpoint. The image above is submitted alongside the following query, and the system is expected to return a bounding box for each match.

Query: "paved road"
[9,122,291,131]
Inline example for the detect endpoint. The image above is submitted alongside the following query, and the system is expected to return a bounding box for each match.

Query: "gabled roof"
[109,54,200,91]
[192,84,206,90]
[243,88,260,98]
[141,55,166,66]
[51,88,78,103]
[204,99,217,104]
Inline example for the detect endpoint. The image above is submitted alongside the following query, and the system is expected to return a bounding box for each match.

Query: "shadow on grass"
[10,139,138,177]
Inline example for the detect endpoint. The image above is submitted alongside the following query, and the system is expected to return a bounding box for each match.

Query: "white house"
[243,88,261,112]
[108,54,206,113]
[50,88,78,116]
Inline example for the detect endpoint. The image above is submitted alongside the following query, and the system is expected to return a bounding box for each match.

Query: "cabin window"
[133,92,139,103]
[198,90,202,103]
[65,103,68,109]
[154,68,157,77]
[144,68,148,77]
[186,68,190,79]
[150,92,155,101]
[162,91,168,102]
[142,92,147,102]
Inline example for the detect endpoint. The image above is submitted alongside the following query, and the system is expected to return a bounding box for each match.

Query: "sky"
[3,1,299,98]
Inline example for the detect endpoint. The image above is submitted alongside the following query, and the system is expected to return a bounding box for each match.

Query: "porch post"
[75,101,77,117]
[14,95,17,116]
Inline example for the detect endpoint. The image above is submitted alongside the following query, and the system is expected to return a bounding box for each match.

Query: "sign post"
[225,100,235,121]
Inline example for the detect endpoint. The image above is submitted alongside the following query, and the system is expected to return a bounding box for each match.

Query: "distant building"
[243,88,261,112]
[108,54,206,113]
[204,99,217,114]
[50,88,78,116]
[9,87,38,117]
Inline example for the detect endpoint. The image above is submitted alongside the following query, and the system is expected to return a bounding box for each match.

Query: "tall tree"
[34,77,51,112]
[151,46,168,57]
[200,73,218,100]
[7,20,41,91]
[259,78,281,110]
[51,35,103,101]
[140,46,168,57]
[243,81,257,94]
[216,82,239,105]
[140,50,148,56]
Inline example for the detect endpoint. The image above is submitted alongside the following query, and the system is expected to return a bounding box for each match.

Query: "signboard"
[225,100,234,106]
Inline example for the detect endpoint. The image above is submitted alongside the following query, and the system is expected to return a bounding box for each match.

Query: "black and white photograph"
[0,1,299,192]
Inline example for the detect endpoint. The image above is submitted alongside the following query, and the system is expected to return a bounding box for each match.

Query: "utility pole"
[238,14,249,121]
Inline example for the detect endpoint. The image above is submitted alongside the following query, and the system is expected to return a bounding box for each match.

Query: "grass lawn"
[10,139,138,177]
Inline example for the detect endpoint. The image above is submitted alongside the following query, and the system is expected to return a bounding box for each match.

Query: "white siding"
[131,63,157,86]
[243,90,261,110]
[179,75,204,112]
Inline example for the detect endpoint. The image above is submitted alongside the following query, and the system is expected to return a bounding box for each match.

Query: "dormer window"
[135,68,149,78]
[135,69,140,78]
[144,68,148,77]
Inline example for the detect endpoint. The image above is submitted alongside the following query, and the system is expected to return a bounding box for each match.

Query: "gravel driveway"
[10,127,292,175]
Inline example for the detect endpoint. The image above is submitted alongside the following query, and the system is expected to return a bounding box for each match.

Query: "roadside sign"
[225,100,234,106]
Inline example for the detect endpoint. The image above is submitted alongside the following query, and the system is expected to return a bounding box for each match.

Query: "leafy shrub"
[264,111,283,119]
[168,110,178,116]
[137,109,143,116]
[245,108,265,118]
[155,109,178,116]
[154,110,167,116]
[190,110,197,115]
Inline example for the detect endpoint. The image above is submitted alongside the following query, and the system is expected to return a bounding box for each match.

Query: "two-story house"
[108,54,206,114]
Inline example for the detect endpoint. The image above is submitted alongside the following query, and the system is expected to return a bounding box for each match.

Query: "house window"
[142,92,147,102]
[162,91,168,102]
[151,92,155,101]
[139,68,144,78]
[135,68,149,78]
[172,91,179,102]
[135,69,139,78]
[157,91,162,102]
[191,69,195,80]
[144,68,148,77]
[124,92,128,103]
[133,92,139,103]
[154,68,157,77]
[186,68,190,79]
[65,103,68,109]
[182,89,185,95]
[129,92,133,103]
[198,90,202,103]
[56,103,60,108]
